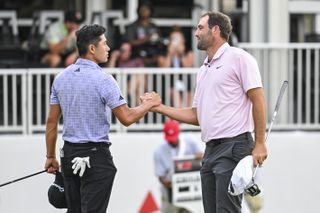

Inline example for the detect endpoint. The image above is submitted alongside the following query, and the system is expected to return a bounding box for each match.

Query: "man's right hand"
[140,91,161,108]
[159,177,172,188]
[45,157,60,174]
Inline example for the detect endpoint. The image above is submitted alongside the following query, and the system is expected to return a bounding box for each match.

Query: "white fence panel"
[1,43,320,134]
[239,42,320,129]
[0,69,27,134]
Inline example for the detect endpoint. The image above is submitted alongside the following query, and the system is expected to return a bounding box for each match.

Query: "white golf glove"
[71,157,91,177]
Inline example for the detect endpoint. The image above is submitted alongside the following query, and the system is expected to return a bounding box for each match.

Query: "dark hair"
[171,25,183,33]
[64,10,83,24]
[137,1,153,16]
[76,24,106,56]
[201,11,232,41]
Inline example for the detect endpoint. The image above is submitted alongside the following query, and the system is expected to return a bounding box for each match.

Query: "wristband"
[46,155,55,159]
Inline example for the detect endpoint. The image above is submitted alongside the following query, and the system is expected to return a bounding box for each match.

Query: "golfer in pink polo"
[149,11,267,213]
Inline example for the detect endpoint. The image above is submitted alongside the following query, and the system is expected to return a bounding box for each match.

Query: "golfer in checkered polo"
[44,24,161,213]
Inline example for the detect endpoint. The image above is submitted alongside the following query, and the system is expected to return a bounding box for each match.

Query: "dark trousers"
[61,142,117,213]
[200,132,254,213]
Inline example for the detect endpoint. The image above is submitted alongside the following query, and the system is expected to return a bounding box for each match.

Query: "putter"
[0,170,47,188]
[245,80,288,196]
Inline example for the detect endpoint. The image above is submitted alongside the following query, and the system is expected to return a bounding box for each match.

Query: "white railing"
[1,67,200,134]
[239,42,320,129]
[1,43,320,134]
[0,69,27,134]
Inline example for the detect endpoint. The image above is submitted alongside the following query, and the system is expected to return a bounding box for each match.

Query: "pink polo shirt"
[192,42,262,142]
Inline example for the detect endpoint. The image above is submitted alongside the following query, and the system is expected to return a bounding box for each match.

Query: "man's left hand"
[251,142,268,167]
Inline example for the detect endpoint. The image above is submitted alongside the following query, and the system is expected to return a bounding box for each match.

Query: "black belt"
[206,132,251,146]
[64,141,111,147]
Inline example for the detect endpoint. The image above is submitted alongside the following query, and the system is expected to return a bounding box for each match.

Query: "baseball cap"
[228,155,255,196]
[163,120,180,142]
[64,10,83,24]
[48,172,67,209]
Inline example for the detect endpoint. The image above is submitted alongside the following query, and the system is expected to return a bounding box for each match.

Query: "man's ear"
[88,44,95,54]
[212,25,220,35]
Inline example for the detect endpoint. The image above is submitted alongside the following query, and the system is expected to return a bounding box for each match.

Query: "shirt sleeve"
[100,74,127,109]
[192,86,198,108]
[238,51,263,92]
[50,83,60,105]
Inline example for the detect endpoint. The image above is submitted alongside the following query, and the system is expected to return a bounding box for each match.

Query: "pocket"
[201,145,214,166]
[98,147,117,172]
[60,146,73,174]
[231,139,253,161]
[60,155,74,176]
[99,146,113,159]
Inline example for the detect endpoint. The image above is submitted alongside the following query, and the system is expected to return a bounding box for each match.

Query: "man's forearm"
[46,122,58,158]
[252,98,266,144]
[247,88,266,144]
[156,105,199,125]
[123,103,152,126]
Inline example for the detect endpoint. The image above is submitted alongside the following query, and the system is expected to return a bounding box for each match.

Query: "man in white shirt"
[154,120,203,213]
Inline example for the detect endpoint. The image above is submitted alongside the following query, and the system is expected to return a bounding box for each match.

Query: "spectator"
[124,1,161,67]
[108,41,144,68]
[154,120,203,213]
[40,10,83,67]
[157,26,194,107]
[107,41,146,106]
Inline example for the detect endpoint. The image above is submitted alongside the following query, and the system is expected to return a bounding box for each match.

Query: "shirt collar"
[204,42,230,66]
[75,58,102,70]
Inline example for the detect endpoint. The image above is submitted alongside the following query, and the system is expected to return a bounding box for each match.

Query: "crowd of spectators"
[0,1,236,108]
[105,1,196,107]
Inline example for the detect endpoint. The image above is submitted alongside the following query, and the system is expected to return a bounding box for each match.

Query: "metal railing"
[239,42,320,129]
[0,69,27,133]
[1,67,199,134]
[1,43,320,134]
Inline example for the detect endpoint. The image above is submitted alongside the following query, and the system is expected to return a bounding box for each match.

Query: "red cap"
[163,120,180,142]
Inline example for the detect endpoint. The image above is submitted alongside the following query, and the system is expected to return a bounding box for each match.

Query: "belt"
[64,141,111,147]
[206,132,251,146]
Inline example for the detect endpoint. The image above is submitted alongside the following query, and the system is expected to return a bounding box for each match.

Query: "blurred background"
[0,0,320,213]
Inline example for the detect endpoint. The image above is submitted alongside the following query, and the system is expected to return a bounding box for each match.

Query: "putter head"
[245,183,261,196]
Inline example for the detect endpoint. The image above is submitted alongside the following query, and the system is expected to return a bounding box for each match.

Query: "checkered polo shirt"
[50,58,126,143]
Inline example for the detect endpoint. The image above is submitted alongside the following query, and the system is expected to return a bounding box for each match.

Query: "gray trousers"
[61,142,117,213]
[200,132,254,213]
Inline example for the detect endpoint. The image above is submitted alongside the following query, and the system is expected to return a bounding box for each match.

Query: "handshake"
[140,91,162,111]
